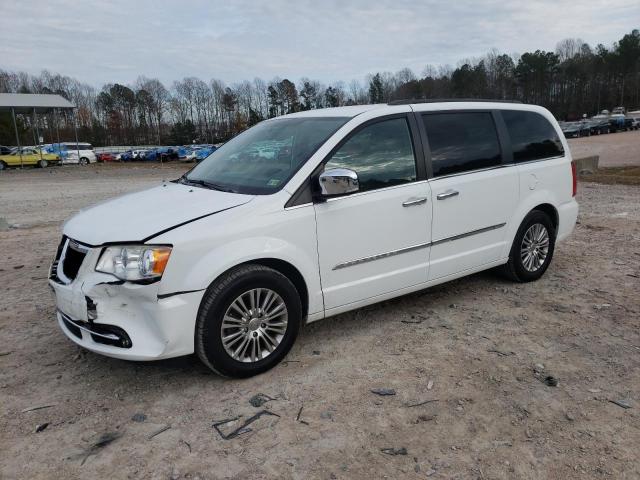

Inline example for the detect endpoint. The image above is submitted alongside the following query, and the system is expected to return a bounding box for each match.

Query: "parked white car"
[132,149,148,159]
[50,101,578,377]
[181,149,201,162]
[61,142,97,165]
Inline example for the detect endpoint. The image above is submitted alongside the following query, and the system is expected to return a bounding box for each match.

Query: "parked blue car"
[195,146,216,161]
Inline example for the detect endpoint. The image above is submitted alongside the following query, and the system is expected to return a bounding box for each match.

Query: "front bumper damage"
[49,244,203,361]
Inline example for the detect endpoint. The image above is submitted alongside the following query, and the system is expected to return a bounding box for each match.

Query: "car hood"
[63,182,254,246]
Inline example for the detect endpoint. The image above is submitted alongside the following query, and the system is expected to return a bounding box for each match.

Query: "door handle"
[402,197,428,207]
[436,189,459,200]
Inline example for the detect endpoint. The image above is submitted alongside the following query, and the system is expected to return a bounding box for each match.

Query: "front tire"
[501,210,556,282]
[195,264,302,378]
[79,158,89,165]
[38,159,48,168]
[0,161,6,171]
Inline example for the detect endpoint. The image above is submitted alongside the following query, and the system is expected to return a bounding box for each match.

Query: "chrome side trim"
[331,222,507,270]
[431,222,506,246]
[332,243,429,270]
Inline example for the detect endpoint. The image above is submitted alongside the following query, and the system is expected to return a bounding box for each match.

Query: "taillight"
[571,161,577,197]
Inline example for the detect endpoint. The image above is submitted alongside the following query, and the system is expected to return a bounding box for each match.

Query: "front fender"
[154,201,324,317]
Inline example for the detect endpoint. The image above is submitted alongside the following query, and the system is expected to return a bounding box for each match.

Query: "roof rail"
[388,98,523,106]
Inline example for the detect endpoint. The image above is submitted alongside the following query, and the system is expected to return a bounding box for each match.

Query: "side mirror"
[318,168,359,197]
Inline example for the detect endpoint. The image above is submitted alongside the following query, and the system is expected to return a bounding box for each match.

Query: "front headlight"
[96,245,172,281]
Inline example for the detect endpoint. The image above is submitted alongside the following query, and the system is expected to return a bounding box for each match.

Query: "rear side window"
[325,117,416,192]
[502,110,564,162]
[64,143,92,150]
[423,112,502,177]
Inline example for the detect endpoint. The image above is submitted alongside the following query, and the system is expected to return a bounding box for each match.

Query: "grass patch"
[580,166,640,186]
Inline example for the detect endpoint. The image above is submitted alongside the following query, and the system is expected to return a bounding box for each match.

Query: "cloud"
[0,0,638,87]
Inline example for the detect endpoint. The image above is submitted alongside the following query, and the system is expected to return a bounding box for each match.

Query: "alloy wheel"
[220,288,288,363]
[520,223,550,272]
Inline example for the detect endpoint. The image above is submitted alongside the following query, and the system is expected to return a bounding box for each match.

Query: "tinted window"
[423,112,501,177]
[502,110,564,162]
[325,117,416,192]
[63,143,92,150]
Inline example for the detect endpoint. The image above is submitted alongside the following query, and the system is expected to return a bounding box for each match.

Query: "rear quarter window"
[502,110,564,162]
[423,112,502,177]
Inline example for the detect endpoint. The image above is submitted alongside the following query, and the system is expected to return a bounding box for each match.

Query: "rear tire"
[79,158,89,165]
[195,264,302,378]
[501,210,556,282]
[0,161,6,171]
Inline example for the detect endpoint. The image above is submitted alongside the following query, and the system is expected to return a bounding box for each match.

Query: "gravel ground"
[568,129,640,167]
[0,163,639,479]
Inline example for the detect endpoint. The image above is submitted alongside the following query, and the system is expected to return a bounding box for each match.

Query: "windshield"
[183,117,349,194]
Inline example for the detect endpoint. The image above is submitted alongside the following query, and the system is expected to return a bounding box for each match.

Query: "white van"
[61,142,97,165]
[49,101,578,377]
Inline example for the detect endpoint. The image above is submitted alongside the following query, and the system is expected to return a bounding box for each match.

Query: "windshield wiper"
[179,177,237,193]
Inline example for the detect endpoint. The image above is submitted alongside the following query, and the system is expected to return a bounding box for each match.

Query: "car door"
[314,115,432,311]
[418,110,519,280]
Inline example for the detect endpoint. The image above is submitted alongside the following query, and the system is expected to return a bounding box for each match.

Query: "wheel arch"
[203,257,310,321]
[531,203,559,232]
[503,196,561,259]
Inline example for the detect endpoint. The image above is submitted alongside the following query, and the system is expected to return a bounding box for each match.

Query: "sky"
[1,0,638,87]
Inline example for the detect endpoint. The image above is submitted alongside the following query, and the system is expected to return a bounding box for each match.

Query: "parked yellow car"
[0,148,61,170]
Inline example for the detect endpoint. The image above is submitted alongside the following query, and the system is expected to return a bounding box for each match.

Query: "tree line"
[1,29,638,147]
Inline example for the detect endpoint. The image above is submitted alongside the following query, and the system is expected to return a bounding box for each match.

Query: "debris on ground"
[609,399,632,409]
[427,380,434,390]
[544,376,559,387]
[296,406,309,425]
[131,413,147,422]
[213,410,280,440]
[401,318,423,324]
[413,415,436,424]
[21,404,56,413]
[148,425,171,440]
[380,447,408,456]
[371,388,396,396]
[70,432,123,465]
[488,348,514,357]
[35,423,49,433]
[493,439,513,447]
[405,399,439,408]
[249,393,275,408]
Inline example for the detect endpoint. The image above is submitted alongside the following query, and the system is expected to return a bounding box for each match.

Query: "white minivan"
[49,101,578,377]
[61,142,97,165]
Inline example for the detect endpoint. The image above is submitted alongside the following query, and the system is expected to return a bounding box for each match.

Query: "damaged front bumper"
[49,245,203,361]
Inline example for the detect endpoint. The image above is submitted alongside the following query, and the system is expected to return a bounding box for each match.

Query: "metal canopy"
[0,93,75,113]
[0,93,78,170]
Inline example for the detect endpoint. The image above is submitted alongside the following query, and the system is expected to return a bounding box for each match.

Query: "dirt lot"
[1,163,639,479]
[568,129,640,167]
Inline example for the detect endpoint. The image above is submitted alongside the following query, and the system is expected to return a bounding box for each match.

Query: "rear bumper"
[557,199,579,242]
[50,272,203,361]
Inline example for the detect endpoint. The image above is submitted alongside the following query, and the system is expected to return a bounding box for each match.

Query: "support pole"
[55,108,61,151]
[34,108,44,163]
[11,108,23,169]
[73,109,80,163]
